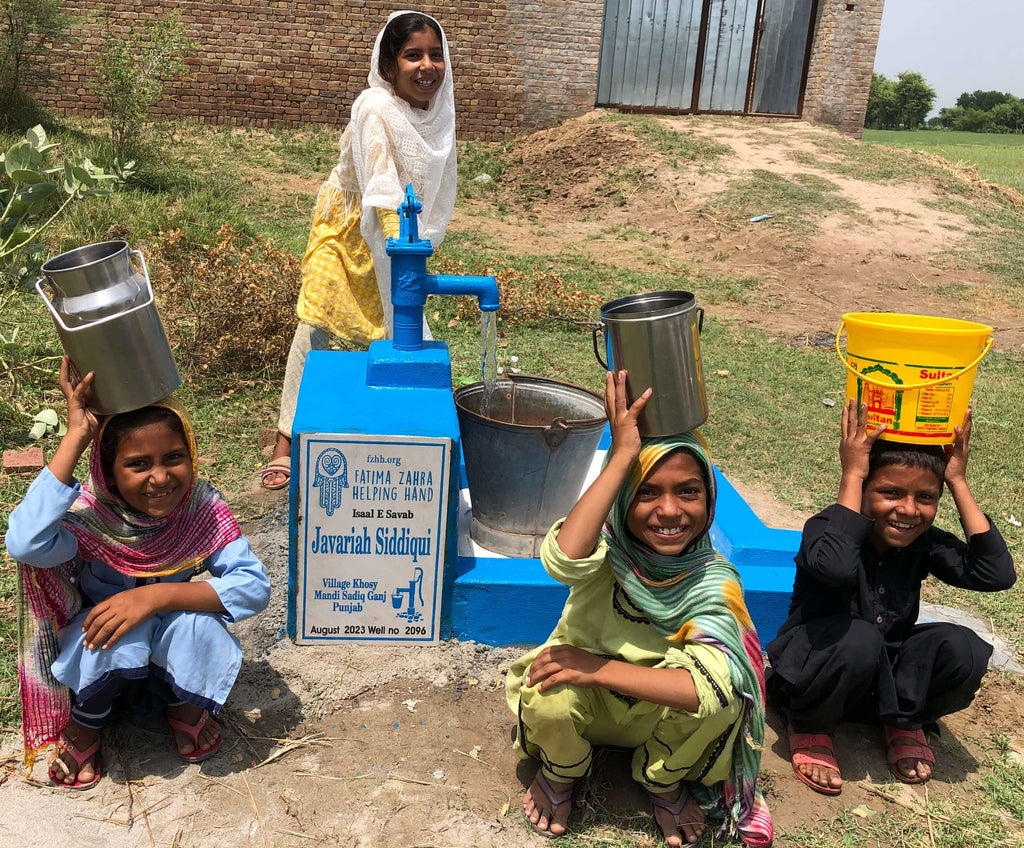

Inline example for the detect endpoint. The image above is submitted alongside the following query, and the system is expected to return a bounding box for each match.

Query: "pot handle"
[835,319,993,391]
[34,278,74,332]
[697,305,704,333]
[129,248,151,288]
[542,417,570,451]
[34,265,156,334]
[592,324,608,370]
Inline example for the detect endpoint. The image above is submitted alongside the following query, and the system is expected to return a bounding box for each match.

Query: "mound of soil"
[460,111,1024,350]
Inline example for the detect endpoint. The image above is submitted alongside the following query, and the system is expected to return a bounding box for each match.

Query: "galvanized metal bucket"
[37,240,180,415]
[593,290,707,436]
[455,376,606,558]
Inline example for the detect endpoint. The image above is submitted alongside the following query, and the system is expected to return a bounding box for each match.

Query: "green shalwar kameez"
[506,520,742,792]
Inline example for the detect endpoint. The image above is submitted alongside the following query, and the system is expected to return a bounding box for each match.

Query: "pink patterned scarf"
[18,398,240,768]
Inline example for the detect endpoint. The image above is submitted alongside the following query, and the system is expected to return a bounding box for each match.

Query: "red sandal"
[48,731,102,790]
[884,725,934,784]
[788,728,842,796]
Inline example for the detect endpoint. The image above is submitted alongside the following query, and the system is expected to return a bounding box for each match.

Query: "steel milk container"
[36,240,180,415]
[593,290,707,436]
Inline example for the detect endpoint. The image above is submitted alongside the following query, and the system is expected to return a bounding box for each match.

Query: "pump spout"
[387,184,499,351]
[425,274,499,312]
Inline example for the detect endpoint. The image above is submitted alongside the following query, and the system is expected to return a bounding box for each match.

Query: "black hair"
[866,440,947,490]
[99,406,187,485]
[377,13,443,84]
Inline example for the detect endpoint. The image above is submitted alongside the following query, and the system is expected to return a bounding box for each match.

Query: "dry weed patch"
[436,259,603,329]
[144,225,300,379]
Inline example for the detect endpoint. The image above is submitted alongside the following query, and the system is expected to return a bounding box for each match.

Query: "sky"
[873,0,1024,113]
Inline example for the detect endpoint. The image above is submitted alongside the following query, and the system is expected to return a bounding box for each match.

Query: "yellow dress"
[296,184,399,347]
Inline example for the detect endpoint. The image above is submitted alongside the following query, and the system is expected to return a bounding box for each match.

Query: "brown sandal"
[257,457,290,491]
[526,771,575,838]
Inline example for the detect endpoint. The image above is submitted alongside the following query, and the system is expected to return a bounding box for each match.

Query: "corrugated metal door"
[750,0,817,114]
[596,0,704,109]
[597,0,817,116]
[697,0,759,111]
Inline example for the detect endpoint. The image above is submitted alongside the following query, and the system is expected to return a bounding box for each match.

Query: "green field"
[863,129,1024,193]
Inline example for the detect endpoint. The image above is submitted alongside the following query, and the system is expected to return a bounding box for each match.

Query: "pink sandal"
[48,731,102,790]
[789,729,842,796]
[167,709,222,763]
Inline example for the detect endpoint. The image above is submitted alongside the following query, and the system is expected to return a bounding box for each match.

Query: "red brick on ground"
[3,447,45,473]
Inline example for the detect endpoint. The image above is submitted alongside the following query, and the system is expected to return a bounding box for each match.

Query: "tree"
[936,106,962,129]
[952,108,997,133]
[955,90,1013,112]
[893,71,936,129]
[91,12,196,159]
[990,97,1024,133]
[0,0,70,124]
[865,72,899,129]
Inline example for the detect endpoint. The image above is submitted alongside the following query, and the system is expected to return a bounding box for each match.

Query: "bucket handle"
[35,249,153,333]
[542,418,571,452]
[835,319,993,392]
[592,324,608,370]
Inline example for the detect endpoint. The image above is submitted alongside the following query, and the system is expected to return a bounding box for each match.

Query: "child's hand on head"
[944,406,972,485]
[839,399,885,481]
[837,399,886,511]
[605,369,651,464]
[59,355,100,443]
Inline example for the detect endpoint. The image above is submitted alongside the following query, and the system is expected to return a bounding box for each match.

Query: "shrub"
[144,225,300,379]
[90,12,196,159]
[1,124,115,286]
[0,0,69,126]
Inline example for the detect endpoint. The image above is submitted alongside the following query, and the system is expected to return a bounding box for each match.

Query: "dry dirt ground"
[3,114,1023,847]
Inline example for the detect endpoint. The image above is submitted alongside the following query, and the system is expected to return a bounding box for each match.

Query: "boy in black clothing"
[767,399,1015,796]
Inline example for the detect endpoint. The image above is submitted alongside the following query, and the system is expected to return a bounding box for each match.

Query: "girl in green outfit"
[506,371,772,847]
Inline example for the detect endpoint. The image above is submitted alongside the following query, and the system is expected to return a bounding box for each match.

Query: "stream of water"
[479,311,498,419]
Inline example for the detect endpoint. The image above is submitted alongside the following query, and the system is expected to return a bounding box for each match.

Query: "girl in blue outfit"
[8,357,271,788]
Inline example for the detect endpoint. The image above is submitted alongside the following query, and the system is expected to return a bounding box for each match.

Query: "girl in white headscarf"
[260,10,456,489]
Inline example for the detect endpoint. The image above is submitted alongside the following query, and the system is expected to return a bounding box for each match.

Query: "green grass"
[707,169,859,235]
[602,113,733,166]
[864,129,1024,194]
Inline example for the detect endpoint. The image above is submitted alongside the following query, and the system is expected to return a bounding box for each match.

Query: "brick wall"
[38,0,604,141]
[37,0,877,139]
[801,0,885,138]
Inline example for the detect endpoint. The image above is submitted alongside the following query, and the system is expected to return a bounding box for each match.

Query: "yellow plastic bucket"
[836,312,992,444]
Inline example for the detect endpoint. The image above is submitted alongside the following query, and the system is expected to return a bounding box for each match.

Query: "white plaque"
[295,433,451,644]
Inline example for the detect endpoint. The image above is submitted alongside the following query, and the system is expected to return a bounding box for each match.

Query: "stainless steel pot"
[37,240,180,415]
[593,290,707,436]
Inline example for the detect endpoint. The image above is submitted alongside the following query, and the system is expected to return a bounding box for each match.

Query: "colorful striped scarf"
[603,433,773,848]
[18,398,240,768]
